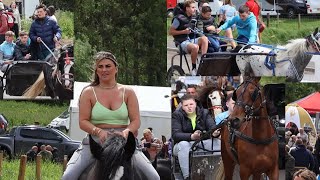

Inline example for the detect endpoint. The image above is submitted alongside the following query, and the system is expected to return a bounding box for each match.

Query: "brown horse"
[221,77,279,180]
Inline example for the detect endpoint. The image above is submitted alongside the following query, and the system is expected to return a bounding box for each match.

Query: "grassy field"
[1,159,63,180]
[167,17,320,45]
[0,100,68,128]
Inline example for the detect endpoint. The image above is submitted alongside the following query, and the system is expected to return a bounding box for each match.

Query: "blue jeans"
[237,35,249,45]
[207,36,221,52]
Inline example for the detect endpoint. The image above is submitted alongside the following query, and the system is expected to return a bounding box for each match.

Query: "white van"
[48,109,70,132]
[306,0,320,14]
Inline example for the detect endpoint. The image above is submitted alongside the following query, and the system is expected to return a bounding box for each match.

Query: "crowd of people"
[26,143,59,162]
[169,0,265,75]
[285,125,319,180]
[171,77,236,180]
[0,3,61,73]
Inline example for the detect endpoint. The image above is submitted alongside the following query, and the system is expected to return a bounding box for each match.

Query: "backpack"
[2,11,15,29]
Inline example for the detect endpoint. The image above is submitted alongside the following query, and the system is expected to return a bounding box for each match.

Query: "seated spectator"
[51,147,59,162]
[293,169,316,180]
[26,146,38,161]
[290,139,314,170]
[172,94,221,180]
[14,31,33,61]
[198,6,221,52]
[0,31,15,72]
[168,0,208,75]
[140,128,163,162]
[215,93,235,125]
[38,144,52,161]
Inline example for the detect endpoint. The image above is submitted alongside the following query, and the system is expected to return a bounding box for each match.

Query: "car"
[277,0,307,18]
[0,125,80,161]
[48,109,70,132]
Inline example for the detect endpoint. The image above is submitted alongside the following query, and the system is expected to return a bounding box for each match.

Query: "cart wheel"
[167,65,185,85]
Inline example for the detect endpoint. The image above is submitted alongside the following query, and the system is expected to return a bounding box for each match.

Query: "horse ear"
[124,131,136,160]
[314,27,319,36]
[89,135,103,160]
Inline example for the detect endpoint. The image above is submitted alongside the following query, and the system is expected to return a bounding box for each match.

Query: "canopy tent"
[294,92,320,115]
[68,82,171,141]
[285,104,316,135]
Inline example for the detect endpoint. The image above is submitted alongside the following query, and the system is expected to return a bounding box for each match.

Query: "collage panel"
[166,0,320,82]
[285,83,320,180]
[171,76,285,179]
[0,0,74,100]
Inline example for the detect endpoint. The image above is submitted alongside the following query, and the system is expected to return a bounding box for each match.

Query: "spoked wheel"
[166,65,185,86]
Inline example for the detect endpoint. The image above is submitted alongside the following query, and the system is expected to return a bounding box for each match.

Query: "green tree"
[42,0,75,11]
[74,0,167,86]
[286,83,320,104]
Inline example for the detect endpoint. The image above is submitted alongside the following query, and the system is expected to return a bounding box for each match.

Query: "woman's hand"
[97,130,108,144]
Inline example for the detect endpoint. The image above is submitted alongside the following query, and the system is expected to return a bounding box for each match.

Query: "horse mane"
[198,85,221,108]
[277,38,309,61]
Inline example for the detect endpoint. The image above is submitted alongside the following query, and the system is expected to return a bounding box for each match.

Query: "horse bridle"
[307,32,320,53]
[207,89,225,113]
[232,80,266,120]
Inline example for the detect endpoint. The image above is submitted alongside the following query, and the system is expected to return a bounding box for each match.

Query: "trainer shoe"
[191,69,197,76]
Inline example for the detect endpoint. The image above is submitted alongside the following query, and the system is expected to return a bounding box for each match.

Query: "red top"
[245,0,260,22]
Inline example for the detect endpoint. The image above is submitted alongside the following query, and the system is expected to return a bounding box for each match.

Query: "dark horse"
[221,77,279,179]
[43,44,74,100]
[79,132,136,180]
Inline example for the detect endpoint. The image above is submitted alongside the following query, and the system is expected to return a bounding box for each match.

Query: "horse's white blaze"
[112,166,124,180]
[208,90,223,116]
[63,61,74,88]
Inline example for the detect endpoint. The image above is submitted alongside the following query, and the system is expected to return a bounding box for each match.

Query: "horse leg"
[221,132,235,180]
[239,166,251,180]
[265,164,279,180]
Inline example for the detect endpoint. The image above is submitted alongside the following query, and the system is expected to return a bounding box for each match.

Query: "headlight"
[295,0,304,3]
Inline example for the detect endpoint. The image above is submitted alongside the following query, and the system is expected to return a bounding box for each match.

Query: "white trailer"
[68,82,172,142]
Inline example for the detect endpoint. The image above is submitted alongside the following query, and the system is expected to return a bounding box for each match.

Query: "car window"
[59,110,70,118]
[20,128,61,141]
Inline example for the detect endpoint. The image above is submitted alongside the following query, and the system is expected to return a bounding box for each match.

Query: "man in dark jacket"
[172,94,220,180]
[29,4,61,60]
[26,146,38,161]
[290,139,314,170]
[13,31,33,60]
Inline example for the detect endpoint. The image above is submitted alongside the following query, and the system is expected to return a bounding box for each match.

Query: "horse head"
[306,27,320,53]
[57,44,74,90]
[228,77,265,128]
[89,131,136,180]
[208,88,226,116]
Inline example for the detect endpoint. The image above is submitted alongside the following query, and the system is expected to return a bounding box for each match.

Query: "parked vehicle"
[0,125,80,161]
[175,0,223,16]
[306,0,320,14]
[277,0,307,18]
[167,0,177,17]
[48,109,70,132]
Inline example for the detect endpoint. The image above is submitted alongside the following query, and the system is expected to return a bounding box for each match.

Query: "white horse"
[236,27,320,82]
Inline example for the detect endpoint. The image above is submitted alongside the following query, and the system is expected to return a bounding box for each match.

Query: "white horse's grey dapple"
[236,27,320,82]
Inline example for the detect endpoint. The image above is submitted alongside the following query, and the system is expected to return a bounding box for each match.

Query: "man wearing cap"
[29,4,61,60]
[0,3,8,44]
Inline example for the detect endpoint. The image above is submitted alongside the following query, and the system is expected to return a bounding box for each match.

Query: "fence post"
[18,155,27,180]
[277,13,280,27]
[0,151,3,176]
[267,13,270,28]
[36,155,41,180]
[298,14,301,30]
[63,155,68,172]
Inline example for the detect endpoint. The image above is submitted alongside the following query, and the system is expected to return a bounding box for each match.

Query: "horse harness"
[227,80,278,164]
[207,89,226,115]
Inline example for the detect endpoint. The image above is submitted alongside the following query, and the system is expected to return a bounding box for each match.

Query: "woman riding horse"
[62,51,159,180]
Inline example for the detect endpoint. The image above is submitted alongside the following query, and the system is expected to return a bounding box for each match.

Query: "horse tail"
[23,71,46,98]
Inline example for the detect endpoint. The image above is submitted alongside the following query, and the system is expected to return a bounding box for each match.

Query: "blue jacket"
[0,41,15,64]
[220,13,257,43]
[29,16,62,50]
[290,145,314,170]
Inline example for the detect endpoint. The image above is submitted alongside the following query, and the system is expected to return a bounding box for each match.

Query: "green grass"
[167,17,320,45]
[0,100,68,128]
[0,159,63,180]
